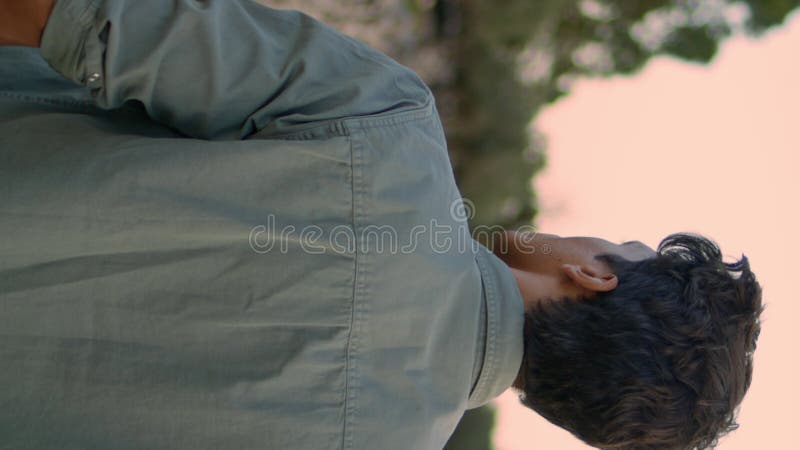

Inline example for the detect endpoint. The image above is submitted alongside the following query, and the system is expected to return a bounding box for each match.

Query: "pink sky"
[493,11,800,450]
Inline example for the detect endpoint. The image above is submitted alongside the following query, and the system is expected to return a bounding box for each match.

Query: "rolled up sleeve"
[40,0,431,140]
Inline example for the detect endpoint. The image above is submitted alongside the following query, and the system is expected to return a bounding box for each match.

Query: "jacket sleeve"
[39,0,432,140]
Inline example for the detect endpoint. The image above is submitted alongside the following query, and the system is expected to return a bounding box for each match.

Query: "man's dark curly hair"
[517,233,763,449]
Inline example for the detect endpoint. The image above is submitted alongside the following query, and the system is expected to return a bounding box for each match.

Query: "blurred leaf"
[744,0,800,32]
[444,405,497,450]
[661,25,720,63]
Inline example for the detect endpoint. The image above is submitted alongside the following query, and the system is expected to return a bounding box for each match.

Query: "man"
[0,1,762,449]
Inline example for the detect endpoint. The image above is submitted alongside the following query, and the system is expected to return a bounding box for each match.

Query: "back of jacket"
[0,1,524,449]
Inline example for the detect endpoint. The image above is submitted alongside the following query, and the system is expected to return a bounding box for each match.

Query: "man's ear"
[561,264,618,292]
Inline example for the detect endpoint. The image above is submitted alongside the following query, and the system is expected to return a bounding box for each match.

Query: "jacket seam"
[0,91,96,110]
[341,128,365,450]
[337,96,433,449]
[269,93,435,142]
[344,95,434,131]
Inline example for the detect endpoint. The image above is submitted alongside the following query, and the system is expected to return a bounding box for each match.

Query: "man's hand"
[0,0,56,47]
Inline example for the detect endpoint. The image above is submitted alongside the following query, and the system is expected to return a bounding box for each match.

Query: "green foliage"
[444,405,497,450]
[440,0,800,229]
[661,25,720,63]
[747,0,800,31]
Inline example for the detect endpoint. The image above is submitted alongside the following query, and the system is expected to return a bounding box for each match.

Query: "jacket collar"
[467,243,525,408]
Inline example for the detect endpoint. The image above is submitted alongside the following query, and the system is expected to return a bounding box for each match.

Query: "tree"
[446,0,800,229]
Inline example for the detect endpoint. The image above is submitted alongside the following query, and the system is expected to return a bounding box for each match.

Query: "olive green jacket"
[0,0,524,448]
